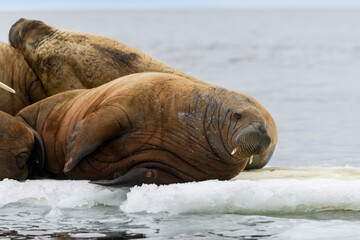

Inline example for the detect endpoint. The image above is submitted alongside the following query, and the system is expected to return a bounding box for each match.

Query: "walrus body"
[0,42,46,115]
[2,18,277,171]
[9,18,198,97]
[0,18,196,115]
[1,73,275,186]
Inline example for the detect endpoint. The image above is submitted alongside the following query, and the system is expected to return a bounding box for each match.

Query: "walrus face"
[0,111,34,180]
[229,108,271,160]
[217,93,273,166]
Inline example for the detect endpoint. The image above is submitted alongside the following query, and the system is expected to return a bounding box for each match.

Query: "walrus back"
[8,18,202,97]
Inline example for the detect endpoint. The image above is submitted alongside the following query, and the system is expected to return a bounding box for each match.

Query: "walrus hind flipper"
[91,168,182,187]
[64,108,128,173]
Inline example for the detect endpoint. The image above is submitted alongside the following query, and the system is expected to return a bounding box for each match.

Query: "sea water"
[1,10,360,239]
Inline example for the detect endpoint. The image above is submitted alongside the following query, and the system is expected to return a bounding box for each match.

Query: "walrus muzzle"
[235,123,271,156]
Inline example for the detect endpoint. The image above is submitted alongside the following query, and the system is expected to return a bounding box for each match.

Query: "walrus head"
[0,111,33,180]
[9,18,52,50]
[228,109,271,164]
[209,90,276,170]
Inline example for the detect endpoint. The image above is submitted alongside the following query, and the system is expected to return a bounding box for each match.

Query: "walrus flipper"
[91,167,182,187]
[91,168,156,187]
[64,107,130,173]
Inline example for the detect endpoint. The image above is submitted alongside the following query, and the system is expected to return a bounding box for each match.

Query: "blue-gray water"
[1,10,360,239]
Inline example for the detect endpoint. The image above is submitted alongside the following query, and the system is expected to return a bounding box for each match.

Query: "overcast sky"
[1,0,360,11]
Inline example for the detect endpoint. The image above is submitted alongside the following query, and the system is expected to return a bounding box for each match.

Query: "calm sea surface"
[0,10,360,239]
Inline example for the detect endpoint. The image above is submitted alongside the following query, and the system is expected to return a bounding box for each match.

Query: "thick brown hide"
[14,73,276,185]
[0,42,46,115]
[0,110,34,180]
[9,18,198,97]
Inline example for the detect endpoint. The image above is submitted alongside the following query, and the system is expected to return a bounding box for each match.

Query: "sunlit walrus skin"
[0,73,276,186]
[9,18,198,97]
[0,42,46,115]
[6,18,277,169]
[1,17,196,114]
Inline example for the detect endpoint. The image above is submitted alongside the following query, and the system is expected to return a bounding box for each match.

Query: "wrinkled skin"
[0,73,276,186]
[0,42,46,115]
[1,18,197,114]
[7,18,277,169]
[0,110,33,180]
[9,18,198,97]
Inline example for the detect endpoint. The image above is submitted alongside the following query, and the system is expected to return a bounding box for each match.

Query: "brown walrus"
[7,18,277,169]
[0,73,276,186]
[9,18,199,97]
[1,18,197,115]
[0,110,35,180]
[0,41,46,115]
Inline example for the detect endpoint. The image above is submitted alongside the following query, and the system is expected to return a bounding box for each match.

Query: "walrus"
[9,18,199,97]
[7,18,277,169]
[0,73,276,186]
[0,41,46,115]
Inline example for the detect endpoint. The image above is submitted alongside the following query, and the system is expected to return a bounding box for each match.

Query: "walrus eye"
[234,113,242,120]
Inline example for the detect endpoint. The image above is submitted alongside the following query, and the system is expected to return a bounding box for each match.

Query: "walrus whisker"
[0,82,16,94]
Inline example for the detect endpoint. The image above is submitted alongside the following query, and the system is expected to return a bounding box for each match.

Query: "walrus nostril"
[259,125,266,134]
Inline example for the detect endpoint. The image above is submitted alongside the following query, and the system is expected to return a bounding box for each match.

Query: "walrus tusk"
[0,82,16,94]
[231,148,237,155]
[249,155,254,164]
